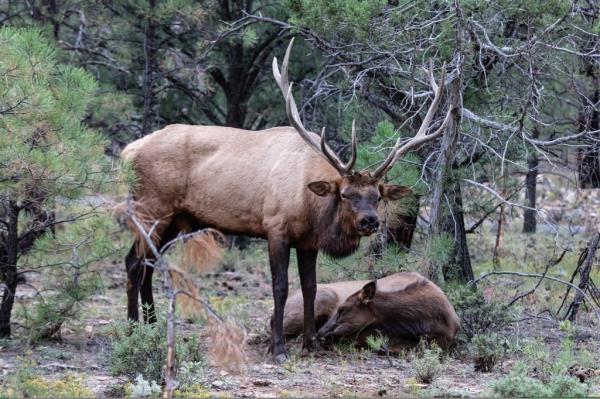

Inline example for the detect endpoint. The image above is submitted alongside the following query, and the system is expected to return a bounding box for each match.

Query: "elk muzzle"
[357,214,379,235]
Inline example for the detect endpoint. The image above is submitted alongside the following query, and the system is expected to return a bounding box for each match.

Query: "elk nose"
[360,215,379,231]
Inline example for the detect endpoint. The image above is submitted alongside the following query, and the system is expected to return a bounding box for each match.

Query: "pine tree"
[0,27,113,338]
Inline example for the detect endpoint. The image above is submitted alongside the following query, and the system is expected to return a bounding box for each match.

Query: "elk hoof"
[273,353,288,364]
[301,338,322,354]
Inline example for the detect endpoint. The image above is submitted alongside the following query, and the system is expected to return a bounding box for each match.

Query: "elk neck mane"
[311,194,361,259]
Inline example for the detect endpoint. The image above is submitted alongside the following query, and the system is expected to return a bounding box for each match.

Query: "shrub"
[127,374,162,398]
[108,319,203,384]
[446,284,511,342]
[491,363,588,397]
[410,342,442,384]
[2,359,93,398]
[471,333,506,372]
[366,332,389,353]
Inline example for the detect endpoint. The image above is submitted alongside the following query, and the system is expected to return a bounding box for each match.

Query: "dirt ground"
[1,242,599,398]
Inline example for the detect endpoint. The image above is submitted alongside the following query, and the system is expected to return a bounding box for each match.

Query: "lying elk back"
[283,272,460,350]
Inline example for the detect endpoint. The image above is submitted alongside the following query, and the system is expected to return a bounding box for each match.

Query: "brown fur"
[121,125,410,258]
[283,272,460,351]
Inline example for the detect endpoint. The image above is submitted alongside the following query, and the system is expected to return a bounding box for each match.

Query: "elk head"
[273,39,452,237]
[317,280,379,339]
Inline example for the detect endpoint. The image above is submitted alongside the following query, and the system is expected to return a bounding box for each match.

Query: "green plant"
[491,362,588,397]
[3,359,93,398]
[127,374,162,398]
[366,332,389,352]
[410,342,442,384]
[446,284,511,341]
[471,333,506,372]
[177,361,206,390]
[108,319,203,384]
[0,26,117,339]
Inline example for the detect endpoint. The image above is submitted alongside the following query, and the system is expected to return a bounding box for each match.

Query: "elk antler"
[372,60,453,179]
[273,38,357,176]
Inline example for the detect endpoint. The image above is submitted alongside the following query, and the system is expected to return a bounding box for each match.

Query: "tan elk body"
[121,39,452,362]
[283,272,460,350]
[122,125,376,256]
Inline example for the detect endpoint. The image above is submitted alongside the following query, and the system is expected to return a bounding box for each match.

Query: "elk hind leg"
[125,243,142,322]
[297,249,318,352]
[268,238,290,363]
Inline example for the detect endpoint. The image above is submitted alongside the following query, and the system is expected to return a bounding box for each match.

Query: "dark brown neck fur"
[312,196,361,259]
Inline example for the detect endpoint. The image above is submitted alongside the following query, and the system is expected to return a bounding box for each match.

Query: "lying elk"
[283,272,460,351]
[121,38,452,362]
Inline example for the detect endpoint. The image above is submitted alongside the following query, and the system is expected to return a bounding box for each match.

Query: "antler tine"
[372,61,450,179]
[319,121,357,175]
[274,38,354,176]
[347,120,358,172]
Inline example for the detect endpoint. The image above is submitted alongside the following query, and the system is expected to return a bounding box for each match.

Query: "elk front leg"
[268,238,290,363]
[297,249,318,353]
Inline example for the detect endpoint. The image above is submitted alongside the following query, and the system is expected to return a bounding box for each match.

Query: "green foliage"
[445,284,511,342]
[410,342,442,384]
[365,332,389,353]
[0,26,117,338]
[2,358,93,398]
[286,0,386,40]
[425,233,454,267]
[126,374,162,398]
[471,333,507,372]
[0,27,109,201]
[491,362,588,398]
[108,319,204,385]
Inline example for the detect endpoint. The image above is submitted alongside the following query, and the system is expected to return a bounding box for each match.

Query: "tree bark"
[523,131,539,233]
[140,0,158,137]
[0,201,19,337]
[441,180,474,283]
[576,22,599,188]
[567,232,600,323]
[428,60,464,284]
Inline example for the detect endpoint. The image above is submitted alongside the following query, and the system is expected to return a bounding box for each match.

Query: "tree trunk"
[567,232,600,323]
[140,0,158,137]
[0,201,19,337]
[576,29,599,188]
[523,147,539,233]
[428,58,464,284]
[441,180,474,283]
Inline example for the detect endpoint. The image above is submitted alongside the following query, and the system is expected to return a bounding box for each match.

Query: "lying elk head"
[273,39,452,237]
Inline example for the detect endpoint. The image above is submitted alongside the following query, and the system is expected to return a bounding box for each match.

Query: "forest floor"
[1,232,600,398]
[2,182,600,397]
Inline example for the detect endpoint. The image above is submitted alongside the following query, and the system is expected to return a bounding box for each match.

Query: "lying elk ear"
[358,280,377,304]
[308,181,338,197]
[379,184,412,201]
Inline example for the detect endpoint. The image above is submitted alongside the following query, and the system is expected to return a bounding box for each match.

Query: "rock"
[211,380,225,389]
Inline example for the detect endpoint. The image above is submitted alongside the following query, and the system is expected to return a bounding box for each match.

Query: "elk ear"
[358,280,377,304]
[308,181,338,196]
[379,184,412,201]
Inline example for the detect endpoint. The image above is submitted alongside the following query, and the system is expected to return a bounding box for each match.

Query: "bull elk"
[121,38,452,362]
[282,272,460,351]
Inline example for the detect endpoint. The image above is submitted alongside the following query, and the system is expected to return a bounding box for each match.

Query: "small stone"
[211,380,225,389]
